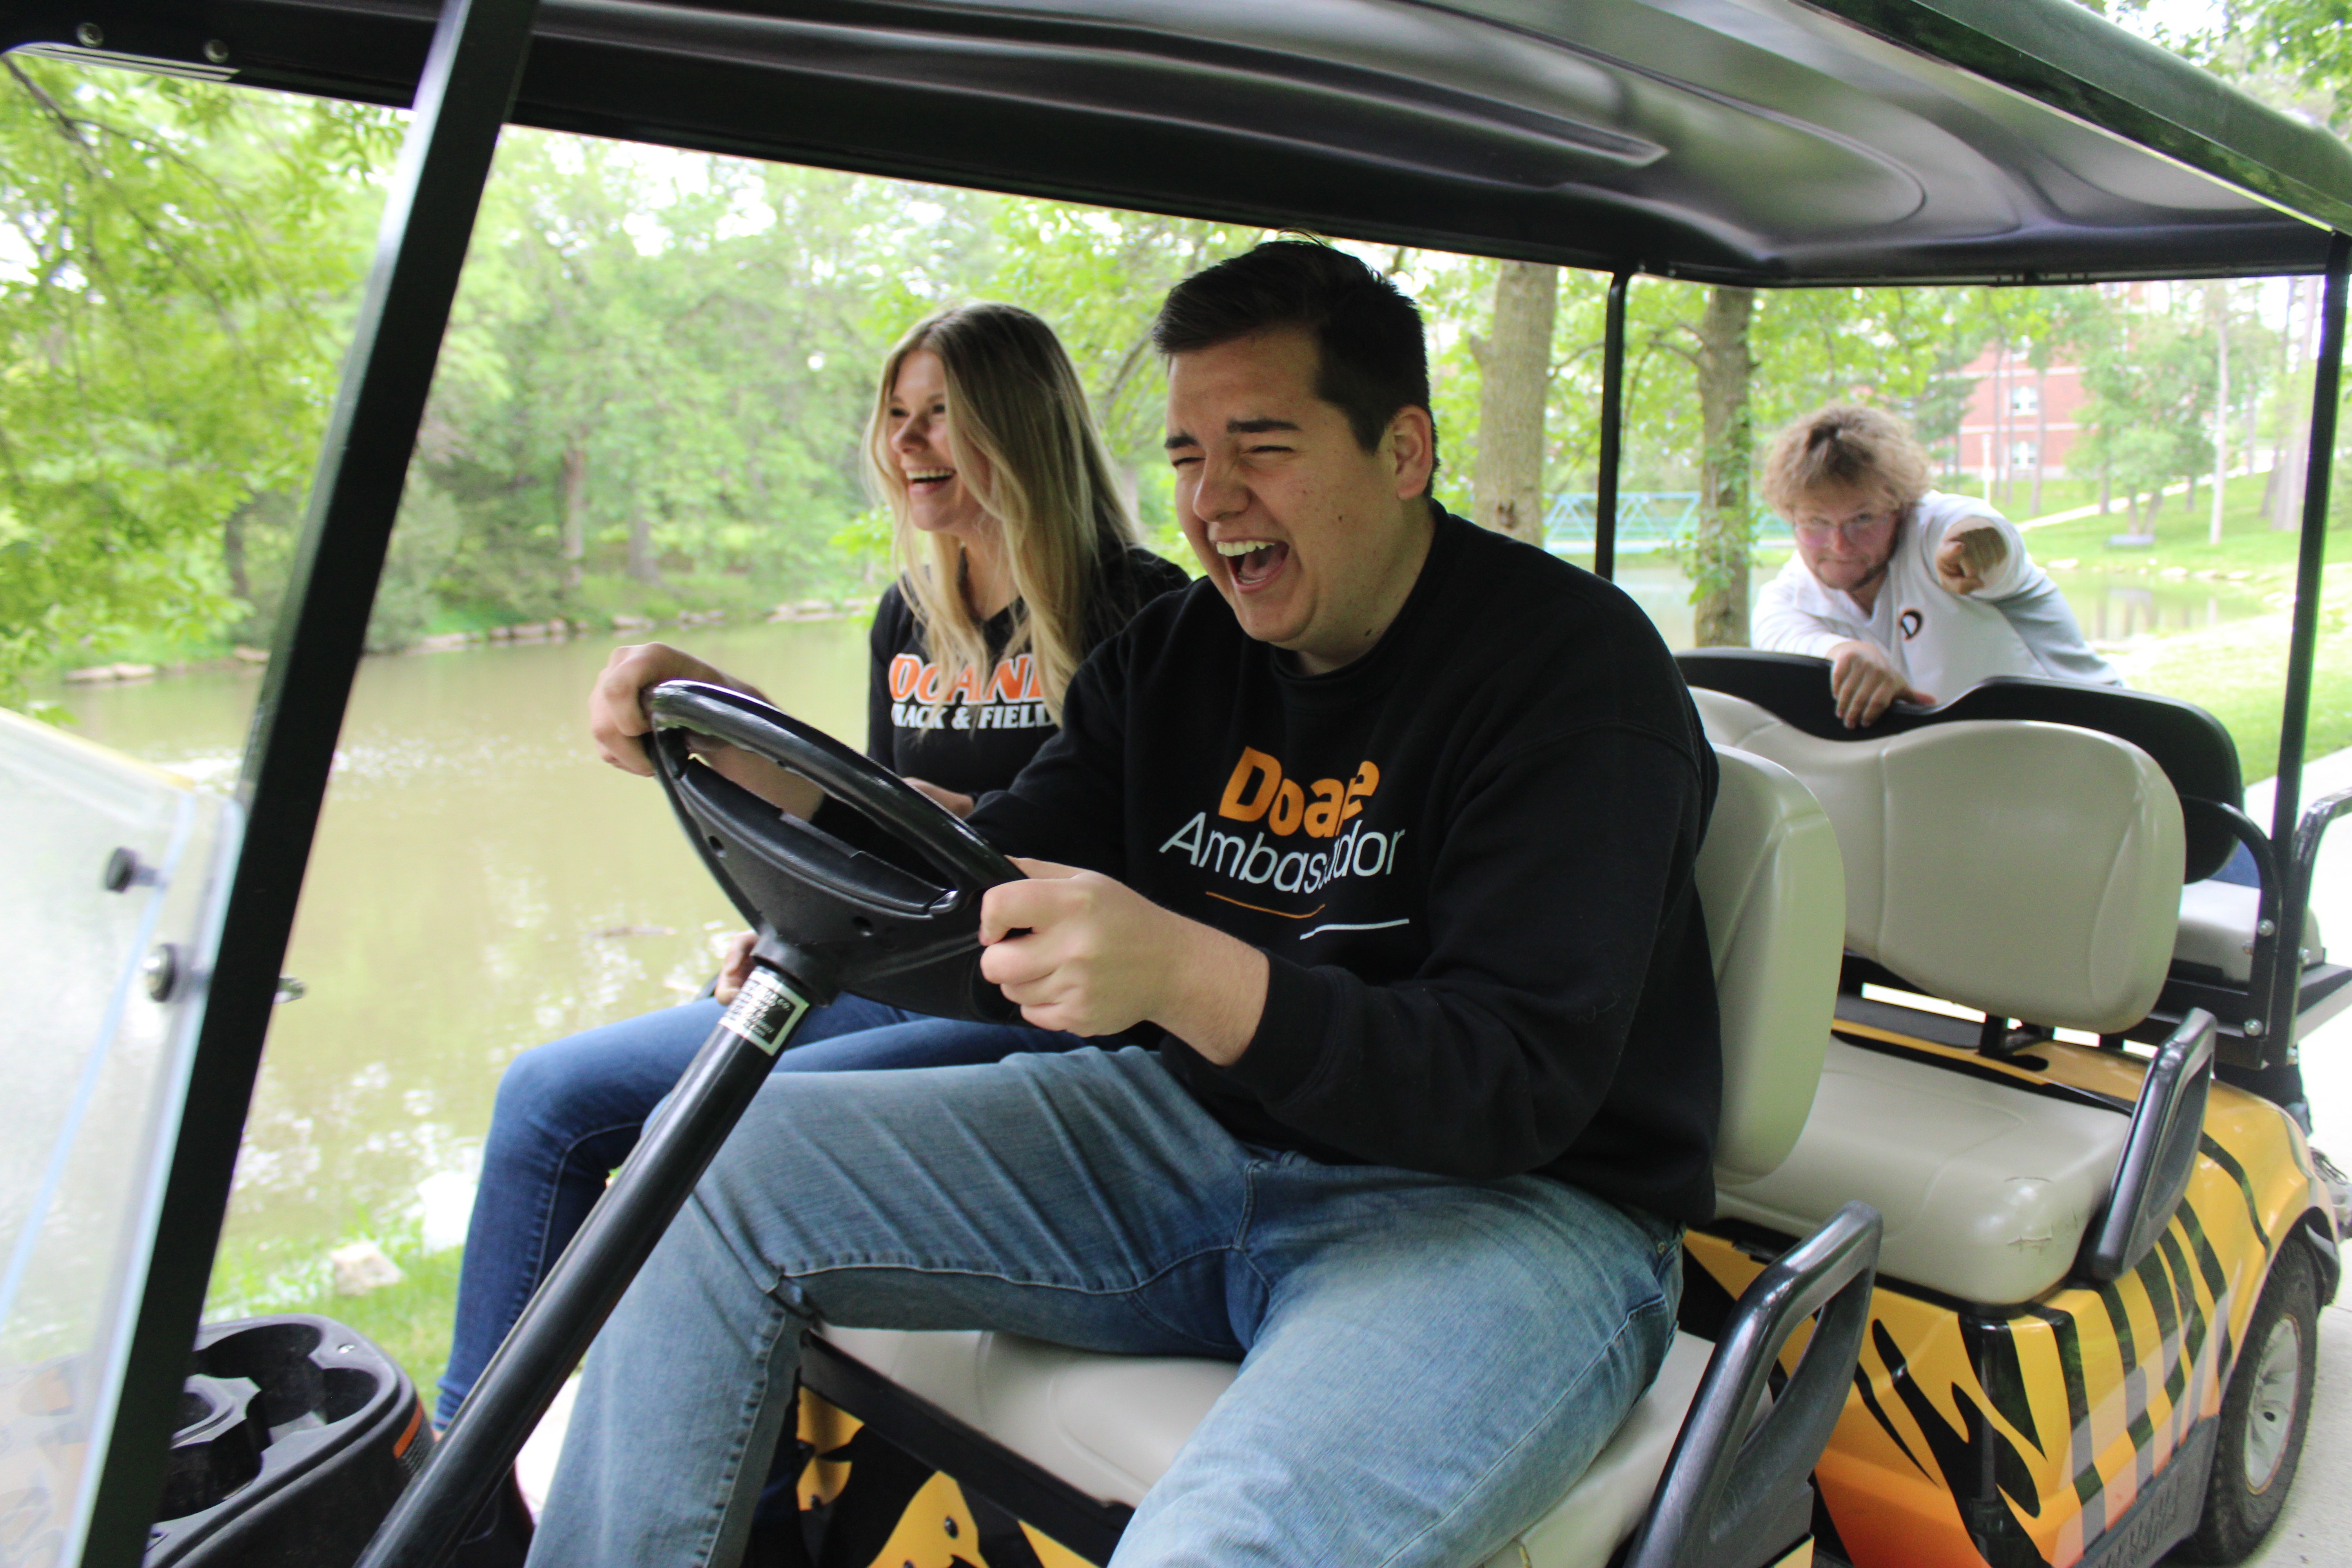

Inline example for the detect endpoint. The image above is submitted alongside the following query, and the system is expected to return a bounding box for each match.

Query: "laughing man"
[532,241,1722,1567]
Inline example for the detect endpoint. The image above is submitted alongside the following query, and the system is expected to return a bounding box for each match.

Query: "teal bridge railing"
[1543,492,1700,554]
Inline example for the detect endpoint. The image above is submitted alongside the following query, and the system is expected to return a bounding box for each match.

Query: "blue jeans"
[530,1046,1682,1567]
[438,993,1072,1423]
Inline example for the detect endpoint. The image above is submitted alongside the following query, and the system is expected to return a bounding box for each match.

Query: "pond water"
[33,559,2276,1278]
[47,620,866,1274]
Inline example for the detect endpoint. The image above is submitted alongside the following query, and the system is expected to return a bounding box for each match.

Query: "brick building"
[1951,344,2087,490]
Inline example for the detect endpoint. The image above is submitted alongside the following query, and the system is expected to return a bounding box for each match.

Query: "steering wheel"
[644,679,1024,1023]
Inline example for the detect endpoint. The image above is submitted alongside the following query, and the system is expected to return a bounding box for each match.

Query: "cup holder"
[158,1375,265,1519]
[147,1315,428,1567]
[192,1321,325,1433]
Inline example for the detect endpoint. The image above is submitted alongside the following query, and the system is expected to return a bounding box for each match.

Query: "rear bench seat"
[1697,688,2321,1001]
[812,744,1847,1568]
[2179,878,2323,983]
[1695,690,2188,1304]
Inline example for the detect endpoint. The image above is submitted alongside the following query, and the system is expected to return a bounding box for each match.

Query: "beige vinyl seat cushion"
[815,1323,1715,1568]
[808,748,1845,1568]
[2177,877,2324,984]
[1714,1038,2129,1303]
[1691,690,2183,1036]
[1692,689,2187,1303]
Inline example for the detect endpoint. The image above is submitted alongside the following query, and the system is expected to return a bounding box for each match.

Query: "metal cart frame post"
[76,4,538,1560]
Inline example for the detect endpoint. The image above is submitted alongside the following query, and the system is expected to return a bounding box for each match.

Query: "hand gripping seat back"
[1693,692,2183,1034]
[816,745,1848,1568]
[1698,748,1846,1180]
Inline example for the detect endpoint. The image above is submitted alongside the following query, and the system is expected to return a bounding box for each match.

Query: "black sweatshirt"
[864,544,1192,797]
[965,509,1723,1223]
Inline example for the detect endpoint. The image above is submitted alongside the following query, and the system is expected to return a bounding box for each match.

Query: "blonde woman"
[858,302,1189,810]
[436,305,1186,1519]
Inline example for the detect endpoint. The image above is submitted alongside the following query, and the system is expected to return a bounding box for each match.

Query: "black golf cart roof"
[18,0,2352,285]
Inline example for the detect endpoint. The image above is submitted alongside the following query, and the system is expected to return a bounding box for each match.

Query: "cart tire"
[2177,1240,2318,1563]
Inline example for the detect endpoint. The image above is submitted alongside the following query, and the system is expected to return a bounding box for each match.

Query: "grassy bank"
[2106,561,2352,785]
[2006,482,2352,782]
[208,1227,462,1404]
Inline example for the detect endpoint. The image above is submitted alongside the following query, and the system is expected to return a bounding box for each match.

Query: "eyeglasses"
[1791,511,1896,544]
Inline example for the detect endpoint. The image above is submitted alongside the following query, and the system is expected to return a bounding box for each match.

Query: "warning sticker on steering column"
[719,967,808,1056]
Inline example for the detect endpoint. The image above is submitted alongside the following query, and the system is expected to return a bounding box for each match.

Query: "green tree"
[0,60,395,701]
[987,206,1266,552]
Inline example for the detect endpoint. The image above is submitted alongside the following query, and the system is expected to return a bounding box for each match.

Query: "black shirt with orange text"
[864,544,1191,798]
[966,509,1724,1223]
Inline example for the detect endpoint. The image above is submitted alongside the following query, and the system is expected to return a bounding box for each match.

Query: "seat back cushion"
[1693,693,2183,1034]
[1697,747,1846,1180]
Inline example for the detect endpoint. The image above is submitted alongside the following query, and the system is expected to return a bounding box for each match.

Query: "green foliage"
[207,1220,463,1401]
[231,142,1233,645]
[2064,283,2276,519]
[367,467,464,651]
[12,42,2336,697]
[0,60,394,702]
[986,205,1267,474]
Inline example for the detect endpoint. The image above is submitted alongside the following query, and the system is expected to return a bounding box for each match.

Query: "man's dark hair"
[1152,240,1439,489]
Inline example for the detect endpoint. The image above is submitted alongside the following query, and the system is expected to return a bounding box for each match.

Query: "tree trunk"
[1993,343,2009,507]
[2273,276,2314,531]
[627,510,661,583]
[561,443,588,590]
[1692,286,1757,646]
[223,497,254,606]
[1471,262,1558,545]
[2210,288,2229,546]
[2271,426,2307,531]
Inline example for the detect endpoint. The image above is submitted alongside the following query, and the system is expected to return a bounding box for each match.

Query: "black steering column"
[356,681,1020,1568]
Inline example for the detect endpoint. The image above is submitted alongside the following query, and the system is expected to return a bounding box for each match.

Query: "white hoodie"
[1752,491,2117,702]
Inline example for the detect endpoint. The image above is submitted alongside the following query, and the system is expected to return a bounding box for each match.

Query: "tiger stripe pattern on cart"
[1685,1032,2324,1568]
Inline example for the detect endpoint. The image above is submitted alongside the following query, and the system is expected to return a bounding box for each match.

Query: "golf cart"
[3,1,2348,1566]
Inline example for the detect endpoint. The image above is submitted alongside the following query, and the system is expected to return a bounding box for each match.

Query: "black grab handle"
[1624,1201,1883,1568]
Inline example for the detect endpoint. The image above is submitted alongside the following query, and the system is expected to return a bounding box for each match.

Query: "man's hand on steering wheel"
[980,859,1268,1065]
[593,643,742,774]
[1826,639,1932,729]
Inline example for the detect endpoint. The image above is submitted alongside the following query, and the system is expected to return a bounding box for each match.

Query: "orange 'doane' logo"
[1216,747,1377,840]
[1158,745,1406,898]
[887,652,1052,733]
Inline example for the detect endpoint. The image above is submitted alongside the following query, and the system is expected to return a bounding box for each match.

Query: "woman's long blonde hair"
[861,303,1140,722]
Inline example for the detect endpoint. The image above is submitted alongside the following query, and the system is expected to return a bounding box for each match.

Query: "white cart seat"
[1715,1039,2129,1303]
[813,748,1845,1566]
[816,1323,1714,1568]
[2178,877,2324,984]
[1692,690,2192,1303]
